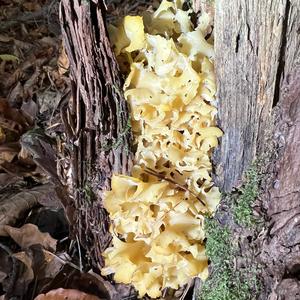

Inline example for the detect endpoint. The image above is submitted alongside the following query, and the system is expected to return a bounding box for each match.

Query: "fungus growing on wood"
[101,0,222,297]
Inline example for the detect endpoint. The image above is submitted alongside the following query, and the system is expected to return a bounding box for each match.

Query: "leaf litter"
[0,0,89,299]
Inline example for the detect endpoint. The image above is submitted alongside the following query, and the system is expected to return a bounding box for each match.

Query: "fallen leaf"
[0,160,37,177]
[13,251,34,284]
[37,266,119,300]
[26,207,68,239]
[57,45,69,75]
[0,246,11,283]
[21,98,38,122]
[1,223,57,251]
[20,129,61,184]
[24,245,64,281]
[22,2,41,11]
[0,54,20,63]
[38,90,61,114]
[0,126,5,143]
[3,247,44,298]
[0,35,12,43]
[42,250,66,278]
[34,289,102,300]
[0,173,20,186]
[0,142,19,163]
[0,98,31,133]
[2,245,65,299]
[7,82,24,106]
[23,66,41,99]
[0,184,60,233]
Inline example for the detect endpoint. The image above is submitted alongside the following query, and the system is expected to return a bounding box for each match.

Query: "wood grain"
[60,0,133,267]
[213,0,300,192]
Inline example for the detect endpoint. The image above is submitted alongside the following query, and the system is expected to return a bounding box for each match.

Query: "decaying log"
[214,0,300,298]
[214,0,300,192]
[60,0,133,267]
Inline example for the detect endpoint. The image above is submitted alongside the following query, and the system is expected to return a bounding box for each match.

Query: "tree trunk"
[214,0,300,297]
[59,0,133,268]
[214,0,300,192]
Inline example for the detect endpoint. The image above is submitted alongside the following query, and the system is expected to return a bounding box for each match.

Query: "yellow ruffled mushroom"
[102,0,222,297]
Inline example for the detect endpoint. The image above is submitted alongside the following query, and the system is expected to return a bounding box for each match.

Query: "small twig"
[144,167,207,207]
[162,288,168,297]
[76,235,83,273]
[58,236,69,243]
[44,250,81,271]
[180,279,192,300]
[30,277,38,300]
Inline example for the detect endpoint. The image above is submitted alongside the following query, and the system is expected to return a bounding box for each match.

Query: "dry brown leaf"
[13,251,34,283]
[0,173,20,186]
[0,160,37,177]
[0,98,31,133]
[0,184,60,233]
[21,98,38,122]
[22,2,41,12]
[42,250,66,278]
[0,142,20,163]
[7,82,24,106]
[23,66,41,99]
[0,126,5,144]
[57,44,69,75]
[34,289,102,300]
[0,35,12,43]
[20,130,61,184]
[1,223,57,251]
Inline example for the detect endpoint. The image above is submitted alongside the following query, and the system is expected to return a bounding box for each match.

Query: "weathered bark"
[214,0,300,192]
[193,0,214,19]
[260,66,300,300]
[215,0,300,298]
[59,0,133,267]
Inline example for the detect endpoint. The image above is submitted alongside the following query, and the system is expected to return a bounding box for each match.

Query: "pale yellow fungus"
[102,0,222,297]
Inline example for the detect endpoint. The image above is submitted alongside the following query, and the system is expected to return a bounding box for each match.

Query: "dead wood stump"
[60,0,133,268]
[214,0,300,298]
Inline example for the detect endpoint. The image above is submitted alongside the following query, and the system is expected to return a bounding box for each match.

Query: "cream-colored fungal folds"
[102,0,222,297]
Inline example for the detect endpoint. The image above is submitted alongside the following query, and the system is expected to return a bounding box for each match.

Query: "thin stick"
[144,167,207,207]
[180,279,192,300]
[76,235,83,273]
[44,250,81,271]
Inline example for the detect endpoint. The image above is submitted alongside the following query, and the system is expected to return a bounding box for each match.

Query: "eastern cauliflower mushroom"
[101,0,222,297]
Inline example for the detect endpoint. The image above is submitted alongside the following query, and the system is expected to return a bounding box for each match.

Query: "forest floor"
[1,0,299,300]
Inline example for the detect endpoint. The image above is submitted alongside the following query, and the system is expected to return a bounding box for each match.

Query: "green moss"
[200,219,239,300]
[200,164,262,300]
[204,218,232,266]
[200,218,259,300]
[233,166,260,227]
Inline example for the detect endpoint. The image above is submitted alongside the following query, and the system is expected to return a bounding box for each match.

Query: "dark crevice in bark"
[246,22,253,50]
[235,33,241,53]
[273,0,290,108]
